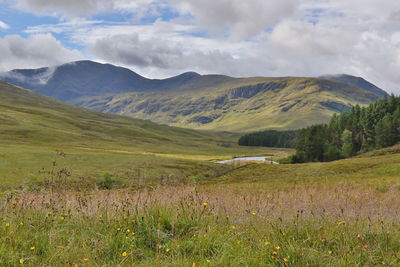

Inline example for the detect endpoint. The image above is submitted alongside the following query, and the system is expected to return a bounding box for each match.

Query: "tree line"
[238,130,299,148]
[239,95,400,163]
[293,95,400,162]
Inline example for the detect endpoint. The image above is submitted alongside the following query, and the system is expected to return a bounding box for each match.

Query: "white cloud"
[0,34,82,72]
[168,0,299,39]
[15,0,115,17]
[0,21,10,30]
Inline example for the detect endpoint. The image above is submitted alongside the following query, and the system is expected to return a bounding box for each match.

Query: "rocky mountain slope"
[1,61,389,132]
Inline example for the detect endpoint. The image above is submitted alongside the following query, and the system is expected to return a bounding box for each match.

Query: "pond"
[213,156,279,164]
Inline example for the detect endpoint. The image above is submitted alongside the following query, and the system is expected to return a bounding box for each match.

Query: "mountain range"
[0,61,389,132]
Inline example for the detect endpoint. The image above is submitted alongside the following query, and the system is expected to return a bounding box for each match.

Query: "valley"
[0,69,398,267]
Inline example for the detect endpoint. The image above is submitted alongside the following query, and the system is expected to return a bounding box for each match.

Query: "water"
[213,156,279,164]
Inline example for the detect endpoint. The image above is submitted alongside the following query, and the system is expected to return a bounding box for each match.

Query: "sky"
[0,0,399,93]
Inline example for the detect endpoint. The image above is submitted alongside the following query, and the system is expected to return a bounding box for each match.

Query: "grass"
[1,181,399,266]
[0,148,399,266]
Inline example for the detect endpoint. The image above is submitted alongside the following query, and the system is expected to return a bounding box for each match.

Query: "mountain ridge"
[0,61,389,132]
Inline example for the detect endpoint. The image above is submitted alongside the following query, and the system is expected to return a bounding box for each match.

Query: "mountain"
[0,61,233,102]
[0,61,389,132]
[319,74,388,98]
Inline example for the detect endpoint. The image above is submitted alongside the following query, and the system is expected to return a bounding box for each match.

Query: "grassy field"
[0,81,288,189]
[1,147,399,266]
[1,82,399,266]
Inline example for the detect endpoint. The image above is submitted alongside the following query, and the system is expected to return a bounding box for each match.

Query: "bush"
[97,173,123,190]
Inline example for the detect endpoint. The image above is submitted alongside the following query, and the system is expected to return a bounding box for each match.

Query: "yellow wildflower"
[251,212,257,216]
[12,201,17,205]
[60,216,65,221]
[83,258,89,262]
[126,229,131,233]
[202,202,208,207]
[5,223,10,227]
[19,259,25,264]
[165,248,170,252]
[272,251,278,256]
[275,246,281,250]
[328,250,333,255]
[30,246,36,251]
[122,252,128,257]
[206,259,211,263]
[264,241,271,246]
[283,258,289,262]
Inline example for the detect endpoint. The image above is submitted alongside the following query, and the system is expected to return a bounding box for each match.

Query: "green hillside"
[76,77,386,132]
[0,82,284,188]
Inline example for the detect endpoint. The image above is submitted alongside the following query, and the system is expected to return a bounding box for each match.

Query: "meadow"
[1,146,399,266]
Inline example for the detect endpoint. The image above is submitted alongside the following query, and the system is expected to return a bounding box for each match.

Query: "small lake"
[213,156,279,164]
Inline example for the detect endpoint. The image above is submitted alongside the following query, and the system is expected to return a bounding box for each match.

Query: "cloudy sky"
[0,0,399,93]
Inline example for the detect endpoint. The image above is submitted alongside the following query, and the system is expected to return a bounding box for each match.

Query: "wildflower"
[264,241,271,246]
[12,201,17,205]
[202,202,208,207]
[19,259,25,264]
[126,229,131,233]
[122,252,127,257]
[328,250,333,255]
[165,248,170,252]
[275,246,281,250]
[19,222,24,226]
[336,221,345,225]
[30,246,36,251]
[60,216,65,221]
[98,215,103,219]
[117,227,121,231]
[230,225,236,229]
[251,212,257,216]
[5,223,10,227]
[206,259,211,263]
[83,258,89,262]
[283,258,289,262]
[192,263,196,267]
[272,251,278,256]
[357,234,362,239]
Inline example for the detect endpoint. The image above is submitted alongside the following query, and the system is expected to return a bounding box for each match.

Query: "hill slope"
[0,81,264,155]
[1,61,389,132]
[75,77,387,132]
